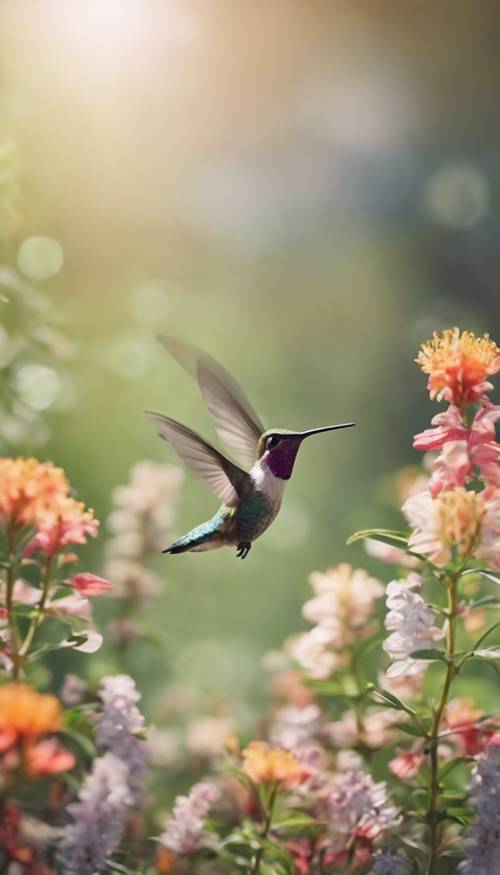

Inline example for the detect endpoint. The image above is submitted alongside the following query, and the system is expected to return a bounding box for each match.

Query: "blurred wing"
[157,335,265,469]
[145,411,248,506]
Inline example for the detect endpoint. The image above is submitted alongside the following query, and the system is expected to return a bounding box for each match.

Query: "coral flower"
[24,495,98,558]
[389,750,425,780]
[416,327,500,406]
[444,699,495,756]
[0,683,74,776]
[0,458,68,527]
[69,572,113,597]
[242,741,309,788]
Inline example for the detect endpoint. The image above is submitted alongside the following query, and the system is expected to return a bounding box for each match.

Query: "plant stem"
[17,556,54,668]
[425,574,458,875]
[5,523,22,679]
[251,784,277,875]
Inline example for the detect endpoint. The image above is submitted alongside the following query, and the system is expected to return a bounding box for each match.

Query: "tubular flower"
[459,734,500,875]
[0,684,75,776]
[413,403,500,494]
[403,488,496,567]
[383,574,444,678]
[158,782,219,855]
[444,699,495,756]
[416,328,500,406]
[242,741,310,787]
[369,849,411,874]
[303,564,384,647]
[25,495,98,558]
[322,770,400,861]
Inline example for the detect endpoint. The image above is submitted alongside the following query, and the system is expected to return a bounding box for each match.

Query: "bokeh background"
[0,1,498,716]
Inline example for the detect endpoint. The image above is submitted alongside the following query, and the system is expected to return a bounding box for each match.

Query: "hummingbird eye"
[266,434,280,450]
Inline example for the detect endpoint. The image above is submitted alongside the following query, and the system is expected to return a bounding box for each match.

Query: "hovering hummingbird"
[145,337,355,559]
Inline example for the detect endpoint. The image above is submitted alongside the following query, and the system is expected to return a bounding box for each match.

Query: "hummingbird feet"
[236,542,251,560]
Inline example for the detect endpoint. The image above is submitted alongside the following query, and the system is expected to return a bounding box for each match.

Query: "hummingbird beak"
[299,423,355,439]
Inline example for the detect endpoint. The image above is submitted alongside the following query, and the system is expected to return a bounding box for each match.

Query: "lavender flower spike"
[459,736,500,875]
[95,674,147,804]
[59,752,131,875]
[159,782,219,855]
[370,849,410,874]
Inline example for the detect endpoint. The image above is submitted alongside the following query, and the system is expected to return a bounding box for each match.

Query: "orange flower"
[416,327,500,405]
[242,741,309,788]
[0,457,98,556]
[0,684,75,776]
[0,458,68,527]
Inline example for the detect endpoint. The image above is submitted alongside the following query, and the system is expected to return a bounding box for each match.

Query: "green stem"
[425,574,458,875]
[5,523,22,679]
[17,556,54,668]
[250,784,277,875]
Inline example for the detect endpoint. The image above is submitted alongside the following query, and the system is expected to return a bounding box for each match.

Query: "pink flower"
[364,538,419,569]
[25,738,76,776]
[414,404,500,494]
[389,750,424,780]
[69,572,113,597]
[24,496,98,559]
[48,594,92,620]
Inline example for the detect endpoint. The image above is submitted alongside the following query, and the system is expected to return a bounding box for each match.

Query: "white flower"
[159,782,219,855]
[96,675,147,805]
[269,704,322,750]
[383,574,444,678]
[459,735,500,875]
[290,626,341,679]
[59,753,131,874]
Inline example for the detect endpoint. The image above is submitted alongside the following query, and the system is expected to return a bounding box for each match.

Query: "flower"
[0,458,68,527]
[69,573,113,597]
[369,849,410,874]
[242,741,310,787]
[383,574,444,677]
[24,495,98,558]
[290,626,342,679]
[58,752,132,875]
[323,709,400,750]
[458,734,500,875]
[413,403,500,494]
[302,564,384,647]
[444,699,495,756]
[322,770,400,860]
[186,716,235,760]
[269,704,322,750]
[103,461,182,602]
[95,675,147,805]
[416,328,500,405]
[388,749,425,780]
[0,684,74,776]
[158,782,219,855]
[25,737,76,777]
[364,538,419,569]
[403,488,495,567]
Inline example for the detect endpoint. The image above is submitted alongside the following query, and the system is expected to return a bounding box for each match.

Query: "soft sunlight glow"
[17,237,64,281]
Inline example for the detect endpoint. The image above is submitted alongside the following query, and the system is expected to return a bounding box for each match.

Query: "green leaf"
[273,813,323,834]
[461,568,500,586]
[438,756,474,781]
[60,729,97,759]
[394,721,424,737]
[468,595,500,609]
[409,648,447,661]
[347,528,409,547]
[370,686,417,716]
[226,767,255,795]
[474,647,500,659]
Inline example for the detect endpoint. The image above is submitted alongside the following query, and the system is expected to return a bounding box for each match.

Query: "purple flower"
[95,674,147,805]
[370,849,410,874]
[159,782,219,855]
[58,753,131,875]
[459,736,500,875]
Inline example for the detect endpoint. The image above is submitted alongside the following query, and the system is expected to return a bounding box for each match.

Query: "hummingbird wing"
[157,335,265,469]
[145,411,249,507]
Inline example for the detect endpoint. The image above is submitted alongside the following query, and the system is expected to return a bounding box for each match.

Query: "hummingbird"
[145,337,355,559]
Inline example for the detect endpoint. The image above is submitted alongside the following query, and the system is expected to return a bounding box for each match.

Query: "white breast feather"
[250,459,286,504]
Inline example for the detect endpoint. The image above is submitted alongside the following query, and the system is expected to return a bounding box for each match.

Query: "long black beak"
[300,423,355,438]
